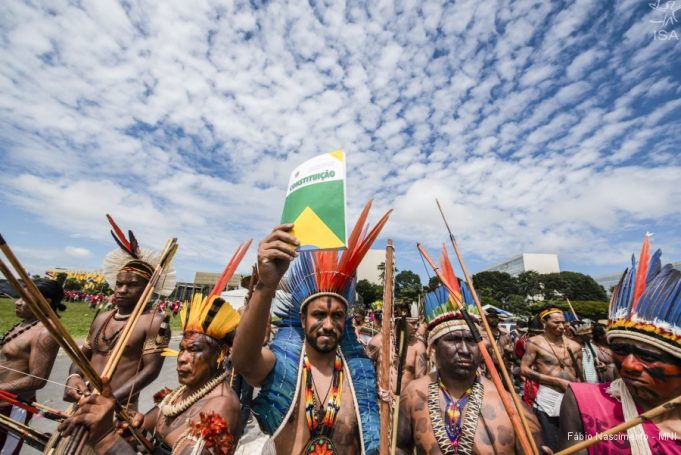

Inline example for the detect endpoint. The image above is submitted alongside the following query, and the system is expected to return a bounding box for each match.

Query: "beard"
[305,331,340,353]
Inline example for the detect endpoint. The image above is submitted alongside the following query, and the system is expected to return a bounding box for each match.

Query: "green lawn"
[0,297,183,339]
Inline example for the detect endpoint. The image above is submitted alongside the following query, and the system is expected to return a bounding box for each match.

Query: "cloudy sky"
[1,0,680,285]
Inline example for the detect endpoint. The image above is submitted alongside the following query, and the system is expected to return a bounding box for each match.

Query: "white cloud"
[1,0,679,281]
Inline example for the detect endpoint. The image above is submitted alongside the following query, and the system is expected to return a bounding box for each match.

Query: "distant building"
[173,272,243,301]
[482,253,560,277]
[357,249,385,285]
[593,260,681,295]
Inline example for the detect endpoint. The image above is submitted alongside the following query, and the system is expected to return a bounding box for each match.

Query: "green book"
[281,150,347,250]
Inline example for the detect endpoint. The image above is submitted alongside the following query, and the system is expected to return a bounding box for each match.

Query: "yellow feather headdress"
[179,240,251,342]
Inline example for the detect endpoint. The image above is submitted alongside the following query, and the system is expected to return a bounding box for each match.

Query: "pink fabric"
[570,382,681,454]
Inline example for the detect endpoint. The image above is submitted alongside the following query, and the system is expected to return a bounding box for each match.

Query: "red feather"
[106,214,132,252]
[209,240,253,299]
[631,234,651,313]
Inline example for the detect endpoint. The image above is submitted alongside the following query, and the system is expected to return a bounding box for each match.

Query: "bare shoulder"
[203,385,241,415]
[526,335,544,346]
[403,373,429,397]
[37,325,59,346]
[566,338,582,351]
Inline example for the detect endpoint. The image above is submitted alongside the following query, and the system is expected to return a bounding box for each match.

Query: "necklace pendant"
[303,435,337,455]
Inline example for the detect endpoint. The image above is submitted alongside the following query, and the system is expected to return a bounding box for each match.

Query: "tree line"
[356,266,609,320]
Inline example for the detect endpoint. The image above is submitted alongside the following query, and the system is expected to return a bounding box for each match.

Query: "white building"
[482,253,560,276]
[356,249,386,285]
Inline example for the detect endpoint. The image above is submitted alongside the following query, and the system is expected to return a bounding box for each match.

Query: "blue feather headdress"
[423,282,479,347]
[252,200,391,454]
[607,234,681,358]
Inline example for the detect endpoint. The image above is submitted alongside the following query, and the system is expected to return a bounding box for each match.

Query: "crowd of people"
[0,209,680,454]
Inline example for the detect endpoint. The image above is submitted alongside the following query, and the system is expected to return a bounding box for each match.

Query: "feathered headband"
[423,245,479,347]
[275,200,392,323]
[102,214,176,296]
[179,240,251,343]
[607,234,681,358]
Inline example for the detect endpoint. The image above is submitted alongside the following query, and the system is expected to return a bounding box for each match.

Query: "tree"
[395,270,422,304]
[517,271,542,300]
[424,275,442,293]
[540,272,607,302]
[472,271,519,303]
[356,279,382,308]
[498,294,531,317]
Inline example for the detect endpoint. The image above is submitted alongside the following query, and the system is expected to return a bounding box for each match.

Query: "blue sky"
[1,0,680,285]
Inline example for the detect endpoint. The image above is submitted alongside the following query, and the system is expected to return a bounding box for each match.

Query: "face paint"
[434,329,482,380]
[610,339,681,406]
[301,296,346,353]
[176,333,223,388]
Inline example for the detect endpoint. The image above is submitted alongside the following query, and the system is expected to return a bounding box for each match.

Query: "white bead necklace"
[159,370,228,417]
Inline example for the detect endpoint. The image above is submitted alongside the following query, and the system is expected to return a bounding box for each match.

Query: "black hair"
[592,323,607,343]
[35,278,66,312]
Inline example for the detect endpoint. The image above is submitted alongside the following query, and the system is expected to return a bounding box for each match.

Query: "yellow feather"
[161,348,179,357]
[206,301,241,340]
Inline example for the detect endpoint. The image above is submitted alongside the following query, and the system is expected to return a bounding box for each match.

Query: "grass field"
[0,297,183,339]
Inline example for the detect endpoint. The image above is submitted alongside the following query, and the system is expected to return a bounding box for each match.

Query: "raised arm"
[231,224,298,386]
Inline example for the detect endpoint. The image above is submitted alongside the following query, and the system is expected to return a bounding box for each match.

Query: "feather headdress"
[253,200,389,454]
[607,234,681,358]
[102,214,176,296]
[422,245,479,346]
[275,199,392,323]
[179,240,251,342]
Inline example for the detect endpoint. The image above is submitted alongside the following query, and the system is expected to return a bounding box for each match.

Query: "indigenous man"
[559,242,681,454]
[397,286,543,454]
[570,320,604,384]
[0,278,64,455]
[482,308,515,388]
[366,304,428,392]
[520,305,583,450]
[591,323,617,382]
[64,217,174,410]
[59,245,248,455]
[232,202,390,454]
[515,315,543,407]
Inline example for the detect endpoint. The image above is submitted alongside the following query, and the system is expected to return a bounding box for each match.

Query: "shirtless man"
[366,316,427,392]
[233,208,389,454]
[520,305,583,451]
[0,279,64,455]
[397,306,542,454]
[64,220,172,409]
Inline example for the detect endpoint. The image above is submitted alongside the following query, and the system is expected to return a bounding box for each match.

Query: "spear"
[379,240,394,455]
[0,389,67,421]
[391,317,410,453]
[417,243,536,455]
[435,199,539,455]
[555,393,681,454]
[0,411,50,451]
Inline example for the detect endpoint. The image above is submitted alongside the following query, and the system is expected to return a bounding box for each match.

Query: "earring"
[216,351,225,369]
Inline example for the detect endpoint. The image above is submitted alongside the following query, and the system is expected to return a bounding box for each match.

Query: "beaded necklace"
[439,374,478,451]
[0,321,38,347]
[302,351,343,454]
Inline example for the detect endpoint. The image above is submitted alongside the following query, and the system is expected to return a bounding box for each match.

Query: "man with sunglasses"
[558,242,681,453]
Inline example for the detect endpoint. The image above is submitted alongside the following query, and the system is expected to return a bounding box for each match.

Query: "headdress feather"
[275,200,392,325]
[607,234,681,358]
[183,240,251,341]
